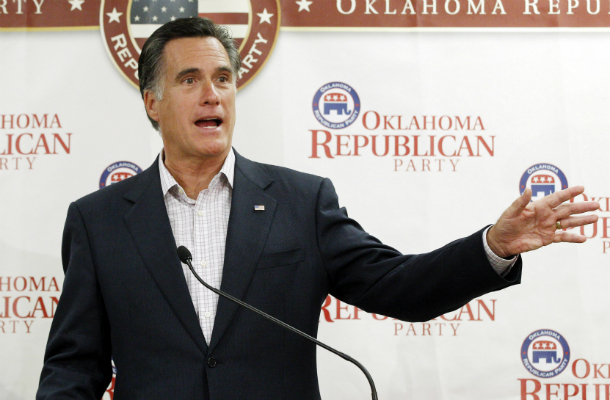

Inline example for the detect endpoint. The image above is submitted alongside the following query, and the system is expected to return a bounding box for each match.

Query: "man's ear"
[144,90,160,123]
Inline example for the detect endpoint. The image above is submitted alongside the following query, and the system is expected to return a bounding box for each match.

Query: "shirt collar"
[158,148,235,196]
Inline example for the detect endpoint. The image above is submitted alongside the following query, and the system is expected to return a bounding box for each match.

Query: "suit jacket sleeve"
[37,202,113,399]
[315,178,521,322]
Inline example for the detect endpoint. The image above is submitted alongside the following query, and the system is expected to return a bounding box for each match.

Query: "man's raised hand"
[486,186,600,258]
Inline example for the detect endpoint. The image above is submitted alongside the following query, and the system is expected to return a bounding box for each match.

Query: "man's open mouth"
[195,118,222,128]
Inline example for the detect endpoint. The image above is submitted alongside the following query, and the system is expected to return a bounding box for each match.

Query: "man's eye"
[218,76,229,83]
[184,77,195,84]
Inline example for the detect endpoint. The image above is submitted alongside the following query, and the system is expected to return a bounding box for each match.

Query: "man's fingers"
[544,186,585,208]
[557,214,599,230]
[555,201,601,219]
[506,188,531,218]
[554,231,588,243]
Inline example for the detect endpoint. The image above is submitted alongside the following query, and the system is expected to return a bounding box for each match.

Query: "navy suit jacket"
[37,151,521,399]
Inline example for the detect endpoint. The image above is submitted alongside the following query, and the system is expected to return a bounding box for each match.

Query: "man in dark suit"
[37,18,599,399]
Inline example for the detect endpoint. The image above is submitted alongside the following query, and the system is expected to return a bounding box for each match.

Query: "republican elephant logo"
[521,329,570,378]
[530,174,556,199]
[519,164,568,201]
[312,82,361,129]
[99,161,142,189]
[532,340,561,363]
[323,93,352,116]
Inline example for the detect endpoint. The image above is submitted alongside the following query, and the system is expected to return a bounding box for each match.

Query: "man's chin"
[192,141,231,160]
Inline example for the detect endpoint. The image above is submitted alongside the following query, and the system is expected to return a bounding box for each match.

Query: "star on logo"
[257,8,273,24]
[106,7,123,23]
[296,0,313,12]
[179,6,184,12]
[161,6,167,12]
[152,15,158,21]
[134,15,140,21]
[68,0,85,11]
[143,6,148,11]
[171,16,176,21]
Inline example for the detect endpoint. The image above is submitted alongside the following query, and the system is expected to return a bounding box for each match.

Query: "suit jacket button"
[207,357,217,368]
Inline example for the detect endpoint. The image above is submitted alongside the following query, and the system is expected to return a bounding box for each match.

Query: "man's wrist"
[483,226,518,276]
[486,225,512,258]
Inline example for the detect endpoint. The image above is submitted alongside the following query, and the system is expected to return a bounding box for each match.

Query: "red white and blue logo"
[312,82,361,129]
[519,164,568,202]
[521,329,570,378]
[99,161,142,189]
[101,0,280,91]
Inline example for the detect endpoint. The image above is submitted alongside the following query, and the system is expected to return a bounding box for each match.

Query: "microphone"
[177,246,378,400]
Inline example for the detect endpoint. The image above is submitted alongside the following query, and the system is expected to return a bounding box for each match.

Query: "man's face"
[145,37,236,164]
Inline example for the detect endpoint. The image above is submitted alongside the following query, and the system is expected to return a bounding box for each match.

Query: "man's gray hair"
[138,17,241,131]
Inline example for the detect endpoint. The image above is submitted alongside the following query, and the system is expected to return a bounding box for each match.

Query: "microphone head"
[177,246,192,264]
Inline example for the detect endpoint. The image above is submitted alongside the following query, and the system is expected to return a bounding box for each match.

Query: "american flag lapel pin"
[254,205,265,211]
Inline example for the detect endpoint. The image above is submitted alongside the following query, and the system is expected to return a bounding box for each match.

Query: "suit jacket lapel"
[208,153,276,353]
[123,162,208,355]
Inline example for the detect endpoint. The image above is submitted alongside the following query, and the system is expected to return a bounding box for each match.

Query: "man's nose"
[200,80,220,105]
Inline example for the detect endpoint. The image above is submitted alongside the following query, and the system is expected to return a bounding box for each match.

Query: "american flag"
[130,0,251,51]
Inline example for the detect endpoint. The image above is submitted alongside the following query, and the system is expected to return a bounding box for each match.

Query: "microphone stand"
[177,246,378,400]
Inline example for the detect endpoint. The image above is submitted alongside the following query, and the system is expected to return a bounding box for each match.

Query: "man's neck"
[163,151,228,200]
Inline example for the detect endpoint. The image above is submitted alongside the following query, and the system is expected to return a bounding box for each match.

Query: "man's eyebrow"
[175,68,201,82]
[217,66,233,75]
[174,66,233,82]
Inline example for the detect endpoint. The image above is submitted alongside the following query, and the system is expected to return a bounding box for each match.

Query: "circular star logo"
[100,0,280,91]
[99,161,142,189]
[312,82,361,129]
[519,163,568,202]
[521,329,570,378]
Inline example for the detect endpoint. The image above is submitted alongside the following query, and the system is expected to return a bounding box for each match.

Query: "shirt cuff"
[482,226,518,277]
